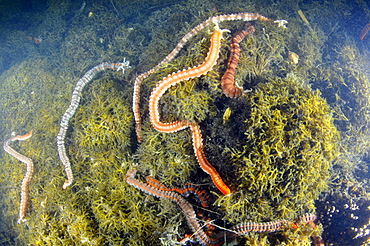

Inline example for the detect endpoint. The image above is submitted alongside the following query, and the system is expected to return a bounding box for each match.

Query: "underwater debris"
[223,107,232,124]
[273,19,288,28]
[297,10,315,34]
[288,51,299,64]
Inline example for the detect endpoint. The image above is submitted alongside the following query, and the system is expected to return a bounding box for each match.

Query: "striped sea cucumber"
[127,170,320,244]
[360,23,370,40]
[297,213,317,224]
[3,130,33,223]
[149,25,226,133]
[133,13,274,141]
[221,24,255,98]
[231,213,317,236]
[148,25,231,195]
[126,169,221,245]
[190,124,231,195]
[181,184,210,208]
[232,219,288,235]
[145,176,210,207]
[57,60,130,189]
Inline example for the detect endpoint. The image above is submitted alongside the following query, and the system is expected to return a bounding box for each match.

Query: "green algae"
[73,79,133,152]
[216,74,339,222]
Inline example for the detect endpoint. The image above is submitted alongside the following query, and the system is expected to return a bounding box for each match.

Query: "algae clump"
[216,73,339,244]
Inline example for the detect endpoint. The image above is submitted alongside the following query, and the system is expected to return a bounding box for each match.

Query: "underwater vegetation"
[0,0,369,245]
[209,74,337,245]
[312,42,370,246]
[217,74,339,222]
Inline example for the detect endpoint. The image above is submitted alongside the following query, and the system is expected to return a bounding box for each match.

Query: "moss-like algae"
[215,74,338,244]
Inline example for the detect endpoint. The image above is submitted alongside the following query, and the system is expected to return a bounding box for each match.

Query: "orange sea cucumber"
[221,24,255,98]
[148,25,231,195]
[133,13,273,141]
[145,174,210,207]
[360,23,370,40]
[3,130,33,223]
[190,124,231,195]
[149,25,226,133]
